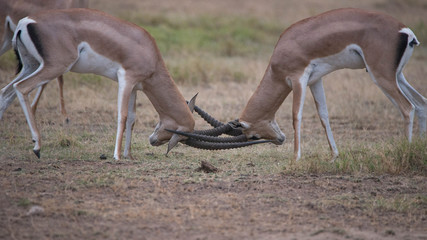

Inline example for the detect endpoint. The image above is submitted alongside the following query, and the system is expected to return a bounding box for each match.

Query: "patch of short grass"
[0,51,17,71]
[17,198,32,208]
[124,14,282,57]
[113,14,283,85]
[384,137,427,173]
[286,138,427,175]
[369,194,427,213]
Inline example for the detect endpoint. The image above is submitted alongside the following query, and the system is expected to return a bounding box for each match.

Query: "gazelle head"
[149,119,189,146]
[149,94,198,153]
[231,119,286,145]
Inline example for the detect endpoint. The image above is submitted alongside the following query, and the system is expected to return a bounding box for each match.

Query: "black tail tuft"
[14,30,23,75]
[396,33,408,70]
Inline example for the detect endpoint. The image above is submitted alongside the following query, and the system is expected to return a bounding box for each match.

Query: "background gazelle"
[0,0,89,122]
[232,8,426,161]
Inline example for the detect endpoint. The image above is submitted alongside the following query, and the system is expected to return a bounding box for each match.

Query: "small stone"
[197,161,220,173]
[26,206,44,216]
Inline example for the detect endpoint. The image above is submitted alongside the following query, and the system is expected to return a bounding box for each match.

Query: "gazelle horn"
[192,104,223,127]
[166,129,248,142]
[188,102,242,136]
[183,138,272,150]
[166,129,272,150]
[193,122,234,136]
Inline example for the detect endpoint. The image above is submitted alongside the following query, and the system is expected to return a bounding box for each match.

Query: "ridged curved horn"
[183,138,272,150]
[193,124,233,136]
[186,101,243,136]
[167,129,248,142]
[193,105,223,128]
[223,127,243,137]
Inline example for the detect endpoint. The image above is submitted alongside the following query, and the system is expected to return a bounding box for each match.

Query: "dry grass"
[0,0,426,239]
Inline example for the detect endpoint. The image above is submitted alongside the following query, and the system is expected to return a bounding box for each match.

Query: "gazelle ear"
[187,93,198,113]
[166,133,184,155]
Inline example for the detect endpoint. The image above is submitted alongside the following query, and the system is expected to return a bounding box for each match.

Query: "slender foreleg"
[291,76,308,161]
[113,71,135,160]
[123,89,137,159]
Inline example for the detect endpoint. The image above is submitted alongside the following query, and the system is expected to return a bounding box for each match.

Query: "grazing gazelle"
[0,0,89,122]
[233,8,426,161]
[10,8,266,159]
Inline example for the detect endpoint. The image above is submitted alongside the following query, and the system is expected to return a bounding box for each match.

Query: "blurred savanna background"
[0,0,426,239]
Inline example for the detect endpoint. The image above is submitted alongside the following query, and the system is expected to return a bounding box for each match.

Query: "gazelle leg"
[56,75,69,124]
[123,89,137,159]
[397,72,427,136]
[0,23,13,56]
[0,71,30,120]
[309,79,339,161]
[372,74,414,141]
[30,85,45,116]
[113,74,134,160]
[0,56,42,119]
[15,88,41,157]
[29,76,68,123]
[292,78,308,161]
[13,71,57,158]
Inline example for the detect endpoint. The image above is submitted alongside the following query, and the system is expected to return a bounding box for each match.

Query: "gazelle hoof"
[33,149,40,159]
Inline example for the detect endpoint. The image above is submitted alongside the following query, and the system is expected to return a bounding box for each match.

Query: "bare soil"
[0,156,426,240]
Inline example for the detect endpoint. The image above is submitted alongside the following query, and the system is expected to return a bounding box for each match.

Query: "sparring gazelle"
[10,8,265,160]
[0,0,89,122]
[230,8,426,161]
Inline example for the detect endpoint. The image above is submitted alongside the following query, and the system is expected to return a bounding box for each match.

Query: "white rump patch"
[12,17,36,46]
[399,28,420,46]
[12,17,43,65]
[397,28,419,74]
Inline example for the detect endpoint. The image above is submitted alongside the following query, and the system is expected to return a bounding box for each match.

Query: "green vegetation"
[0,51,17,71]
[124,13,283,57]
[2,119,425,176]
[111,13,284,84]
[285,138,427,176]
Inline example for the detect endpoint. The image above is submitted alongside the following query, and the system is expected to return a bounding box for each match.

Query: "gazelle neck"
[143,64,195,131]
[240,65,292,123]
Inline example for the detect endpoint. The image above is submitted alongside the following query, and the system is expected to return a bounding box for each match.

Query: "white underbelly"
[70,42,122,81]
[307,44,366,85]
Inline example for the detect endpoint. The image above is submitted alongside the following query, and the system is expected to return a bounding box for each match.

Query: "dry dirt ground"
[0,158,426,240]
[1,0,427,239]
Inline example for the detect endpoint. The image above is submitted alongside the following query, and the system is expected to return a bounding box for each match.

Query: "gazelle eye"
[250,135,260,140]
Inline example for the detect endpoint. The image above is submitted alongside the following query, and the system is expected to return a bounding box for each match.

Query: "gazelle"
[171,8,426,160]
[0,0,89,122]
[10,8,265,160]
[231,8,426,161]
